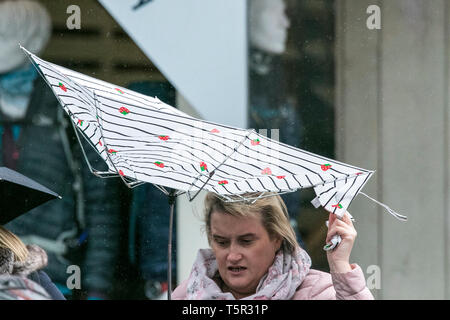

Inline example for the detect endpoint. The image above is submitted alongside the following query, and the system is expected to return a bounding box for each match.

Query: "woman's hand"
[325,211,357,273]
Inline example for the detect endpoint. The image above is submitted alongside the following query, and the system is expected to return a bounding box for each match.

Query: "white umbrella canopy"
[18,46,395,220]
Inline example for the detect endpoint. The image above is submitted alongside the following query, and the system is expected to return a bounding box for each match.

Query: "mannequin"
[248,0,304,247]
[0,0,51,122]
[0,0,51,169]
[249,0,290,74]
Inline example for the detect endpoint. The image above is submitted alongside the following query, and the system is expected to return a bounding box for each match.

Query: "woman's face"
[210,211,282,299]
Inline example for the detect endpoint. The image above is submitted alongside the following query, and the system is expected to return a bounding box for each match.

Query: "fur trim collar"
[0,245,47,276]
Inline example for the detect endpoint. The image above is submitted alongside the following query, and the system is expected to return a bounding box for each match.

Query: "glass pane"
[248,0,335,270]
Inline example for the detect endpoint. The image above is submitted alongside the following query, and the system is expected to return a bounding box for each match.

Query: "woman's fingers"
[341,211,354,227]
[328,212,353,229]
[326,221,357,243]
[328,212,336,226]
[326,211,357,243]
[326,212,357,273]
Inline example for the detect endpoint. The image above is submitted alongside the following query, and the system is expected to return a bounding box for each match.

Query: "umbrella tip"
[18,43,26,52]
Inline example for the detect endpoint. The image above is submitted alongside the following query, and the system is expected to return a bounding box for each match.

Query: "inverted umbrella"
[21,46,406,299]
[0,166,61,225]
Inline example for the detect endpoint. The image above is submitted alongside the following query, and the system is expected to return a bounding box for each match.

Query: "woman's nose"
[227,244,242,262]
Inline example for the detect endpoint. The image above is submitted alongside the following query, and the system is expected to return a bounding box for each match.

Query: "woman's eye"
[240,239,253,245]
[215,239,228,246]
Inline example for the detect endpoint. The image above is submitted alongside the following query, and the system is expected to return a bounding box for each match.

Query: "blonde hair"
[0,226,29,262]
[204,192,298,253]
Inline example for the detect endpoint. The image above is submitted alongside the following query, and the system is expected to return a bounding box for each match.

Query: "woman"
[0,226,65,300]
[172,192,374,300]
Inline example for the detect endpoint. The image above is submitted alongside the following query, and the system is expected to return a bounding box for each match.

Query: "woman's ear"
[273,236,283,252]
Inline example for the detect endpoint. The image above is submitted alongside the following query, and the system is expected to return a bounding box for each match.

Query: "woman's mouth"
[228,266,247,275]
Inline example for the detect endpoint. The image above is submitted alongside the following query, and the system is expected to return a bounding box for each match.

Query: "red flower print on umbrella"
[155,161,165,168]
[321,164,332,171]
[119,170,124,176]
[261,167,272,175]
[158,135,170,141]
[199,162,207,172]
[210,128,220,133]
[251,139,260,146]
[218,180,228,185]
[276,175,285,179]
[332,203,343,209]
[77,119,83,126]
[58,82,67,92]
[108,149,117,155]
[119,107,130,115]
[115,88,124,94]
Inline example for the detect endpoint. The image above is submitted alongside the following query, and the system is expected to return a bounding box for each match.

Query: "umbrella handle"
[323,217,343,251]
[322,212,356,251]
[323,234,341,251]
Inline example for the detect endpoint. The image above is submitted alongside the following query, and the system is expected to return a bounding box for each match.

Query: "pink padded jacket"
[172,263,374,300]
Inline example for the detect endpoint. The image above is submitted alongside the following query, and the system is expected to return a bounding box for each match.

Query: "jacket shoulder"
[294,268,335,300]
[294,265,374,300]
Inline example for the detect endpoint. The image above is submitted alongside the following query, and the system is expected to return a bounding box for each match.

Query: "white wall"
[98,0,248,128]
[175,93,210,283]
[336,0,450,299]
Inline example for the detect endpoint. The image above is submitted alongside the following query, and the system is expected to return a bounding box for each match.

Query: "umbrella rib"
[27,56,115,181]
[153,184,169,196]
[65,93,141,189]
[34,57,114,184]
[248,192,266,204]
[187,130,253,201]
[222,190,298,203]
[70,118,115,178]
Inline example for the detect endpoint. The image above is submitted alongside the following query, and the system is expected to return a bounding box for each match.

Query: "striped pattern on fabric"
[22,47,374,218]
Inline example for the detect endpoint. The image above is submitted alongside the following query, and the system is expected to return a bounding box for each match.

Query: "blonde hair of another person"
[0,226,29,262]
[204,192,298,254]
